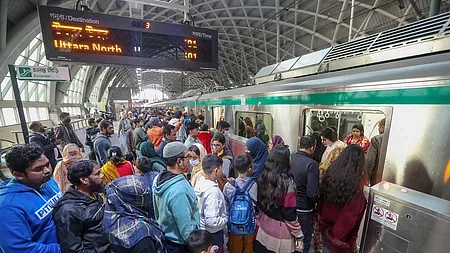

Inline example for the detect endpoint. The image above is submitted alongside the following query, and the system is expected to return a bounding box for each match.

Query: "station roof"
[1,0,449,100]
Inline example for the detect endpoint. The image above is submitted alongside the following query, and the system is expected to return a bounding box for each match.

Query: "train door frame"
[299,105,393,250]
[299,105,392,179]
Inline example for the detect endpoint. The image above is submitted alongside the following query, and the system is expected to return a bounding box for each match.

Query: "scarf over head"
[53,143,82,192]
[272,135,285,146]
[103,175,166,252]
[190,143,207,178]
[62,143,82,165]
[246,137,269,180]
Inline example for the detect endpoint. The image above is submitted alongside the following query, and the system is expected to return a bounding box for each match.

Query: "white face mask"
[190,160,200,167]
[223,130,230,136]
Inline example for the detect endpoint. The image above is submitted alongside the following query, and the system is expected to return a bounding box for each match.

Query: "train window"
[304,109,385,141]
[212,106,225,129]
[235,111,273,145]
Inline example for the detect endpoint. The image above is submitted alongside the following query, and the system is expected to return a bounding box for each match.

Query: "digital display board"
[38,6,219,70]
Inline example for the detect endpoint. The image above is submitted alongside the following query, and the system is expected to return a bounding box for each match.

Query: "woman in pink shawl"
[268,135,285,150]
[53,143,83,192]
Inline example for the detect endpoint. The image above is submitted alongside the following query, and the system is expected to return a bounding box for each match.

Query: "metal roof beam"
[196,17,332,44]
[220,0,249,83]
[337,0,406,25]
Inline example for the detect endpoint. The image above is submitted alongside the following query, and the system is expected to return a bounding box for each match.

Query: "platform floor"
[75,121,128,159]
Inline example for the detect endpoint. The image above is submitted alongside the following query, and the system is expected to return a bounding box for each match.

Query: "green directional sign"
[15,65,71,81]
[18,67,32,78]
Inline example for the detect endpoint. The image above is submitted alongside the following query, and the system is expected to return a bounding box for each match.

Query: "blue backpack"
[228,179,256,235]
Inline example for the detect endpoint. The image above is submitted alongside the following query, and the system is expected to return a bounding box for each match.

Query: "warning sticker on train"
[370,205,399,231]
[370,205,385,224]
[384,211,398,230]
[374,195,391,207]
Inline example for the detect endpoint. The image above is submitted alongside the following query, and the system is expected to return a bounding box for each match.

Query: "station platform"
[75,121,128,159]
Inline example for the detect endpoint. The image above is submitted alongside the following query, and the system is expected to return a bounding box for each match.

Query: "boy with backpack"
[194,154,228,253]
[222,154,257,253]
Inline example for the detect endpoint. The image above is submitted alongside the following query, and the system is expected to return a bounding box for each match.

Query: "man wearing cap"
[152,142,200,253]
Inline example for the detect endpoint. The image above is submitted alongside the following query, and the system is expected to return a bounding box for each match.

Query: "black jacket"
[366,134,383,186]
[291,151,320,211]
[29,132,59,170]
[85,127,100,148]
[52,186,110,253]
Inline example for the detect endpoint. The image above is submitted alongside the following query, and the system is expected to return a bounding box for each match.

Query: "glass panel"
[3,86,13,100]
[303,108,386,141]
[28,83,36,101]
[1,77,10,92]
[29,107,39,121]
[38,107,49,120]
[29,37,40,49]
[235,111,273,145]
[21,108,29,122]
[14,56,25,66]
[29,48,39,62]
[2,108,17,125]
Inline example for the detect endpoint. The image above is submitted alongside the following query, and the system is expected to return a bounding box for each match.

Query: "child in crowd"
[187,230,219,253]
[194,154,228,252]
[223,154,257,253]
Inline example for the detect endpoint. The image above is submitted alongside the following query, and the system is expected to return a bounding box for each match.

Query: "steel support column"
[276,0,280,62]
[429,0,442,16]
[8,65,29,144]
[0,0,7,49]
[349,0,355,41]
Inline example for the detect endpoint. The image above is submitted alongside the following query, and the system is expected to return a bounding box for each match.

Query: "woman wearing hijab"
[140,141,166,172]
[245,137,269,180]
[268,135,284,150]
[189,143,208,188]
[101,146,135,185]
[53,143,83,192]
[104,175,166,253]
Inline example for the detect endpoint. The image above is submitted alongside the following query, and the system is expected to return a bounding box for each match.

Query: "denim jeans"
[296,211,313,253]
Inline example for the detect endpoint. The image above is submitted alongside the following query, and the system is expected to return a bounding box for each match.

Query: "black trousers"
[295,211,313,253]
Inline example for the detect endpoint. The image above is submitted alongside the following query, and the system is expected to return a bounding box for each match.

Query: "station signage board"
[16,66,71,81]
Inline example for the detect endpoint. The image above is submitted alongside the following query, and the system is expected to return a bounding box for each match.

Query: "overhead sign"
[16,66,71,81]
[38,5,219,71]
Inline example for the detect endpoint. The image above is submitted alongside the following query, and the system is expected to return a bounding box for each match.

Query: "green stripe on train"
[188,86,450,107]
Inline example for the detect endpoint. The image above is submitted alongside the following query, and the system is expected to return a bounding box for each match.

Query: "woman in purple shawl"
[268,135,285,150]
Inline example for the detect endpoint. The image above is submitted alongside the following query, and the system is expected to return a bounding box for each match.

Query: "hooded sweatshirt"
[93,133,112,166]
[152,170,200,245]
[0,178,62,253]
[194,177,228,233]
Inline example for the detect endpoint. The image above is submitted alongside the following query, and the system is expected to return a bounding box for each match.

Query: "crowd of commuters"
[0,107,386,253]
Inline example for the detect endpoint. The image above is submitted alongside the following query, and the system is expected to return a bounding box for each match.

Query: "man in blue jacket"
[0,144,63,253]
[153,142,200,253]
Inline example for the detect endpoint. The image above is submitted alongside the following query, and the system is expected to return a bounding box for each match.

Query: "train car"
[154,12,450,253]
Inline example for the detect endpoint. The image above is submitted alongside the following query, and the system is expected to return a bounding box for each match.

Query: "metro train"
[153,12,450,253]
